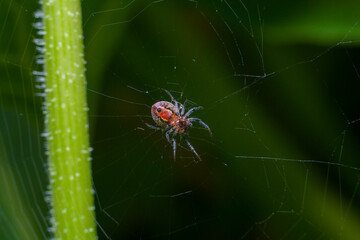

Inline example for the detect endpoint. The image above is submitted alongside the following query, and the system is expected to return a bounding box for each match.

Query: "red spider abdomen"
[151,101,178,128]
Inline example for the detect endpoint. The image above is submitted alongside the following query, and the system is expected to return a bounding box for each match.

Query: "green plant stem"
[42,0,97,239]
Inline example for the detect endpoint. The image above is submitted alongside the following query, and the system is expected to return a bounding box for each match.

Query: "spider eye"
[157,108,162,113]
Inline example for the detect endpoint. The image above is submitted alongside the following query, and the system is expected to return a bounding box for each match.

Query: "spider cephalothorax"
[175,118,192,133]
[148,89,212,161]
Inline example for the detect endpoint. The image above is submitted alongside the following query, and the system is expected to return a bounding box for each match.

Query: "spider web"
[1,0,360,239]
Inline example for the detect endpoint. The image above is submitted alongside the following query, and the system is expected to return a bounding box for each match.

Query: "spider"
[147,88,212,161]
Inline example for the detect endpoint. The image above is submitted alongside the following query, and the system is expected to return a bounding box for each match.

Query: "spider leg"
[180,100,188,115]
[179,104,185,115]
[146,123,161,131]
[184,106,203,118]
[184,137,201,161]
[189,118,212,136]
[161,88,179,110]
[165,127,175,143]
[172,137,177,161]
[161,88,175,101]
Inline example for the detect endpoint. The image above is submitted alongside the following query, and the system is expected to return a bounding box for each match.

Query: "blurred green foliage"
[1,0,360,239]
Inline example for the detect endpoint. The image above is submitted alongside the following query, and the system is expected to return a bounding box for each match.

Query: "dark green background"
[1,0,360,239]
